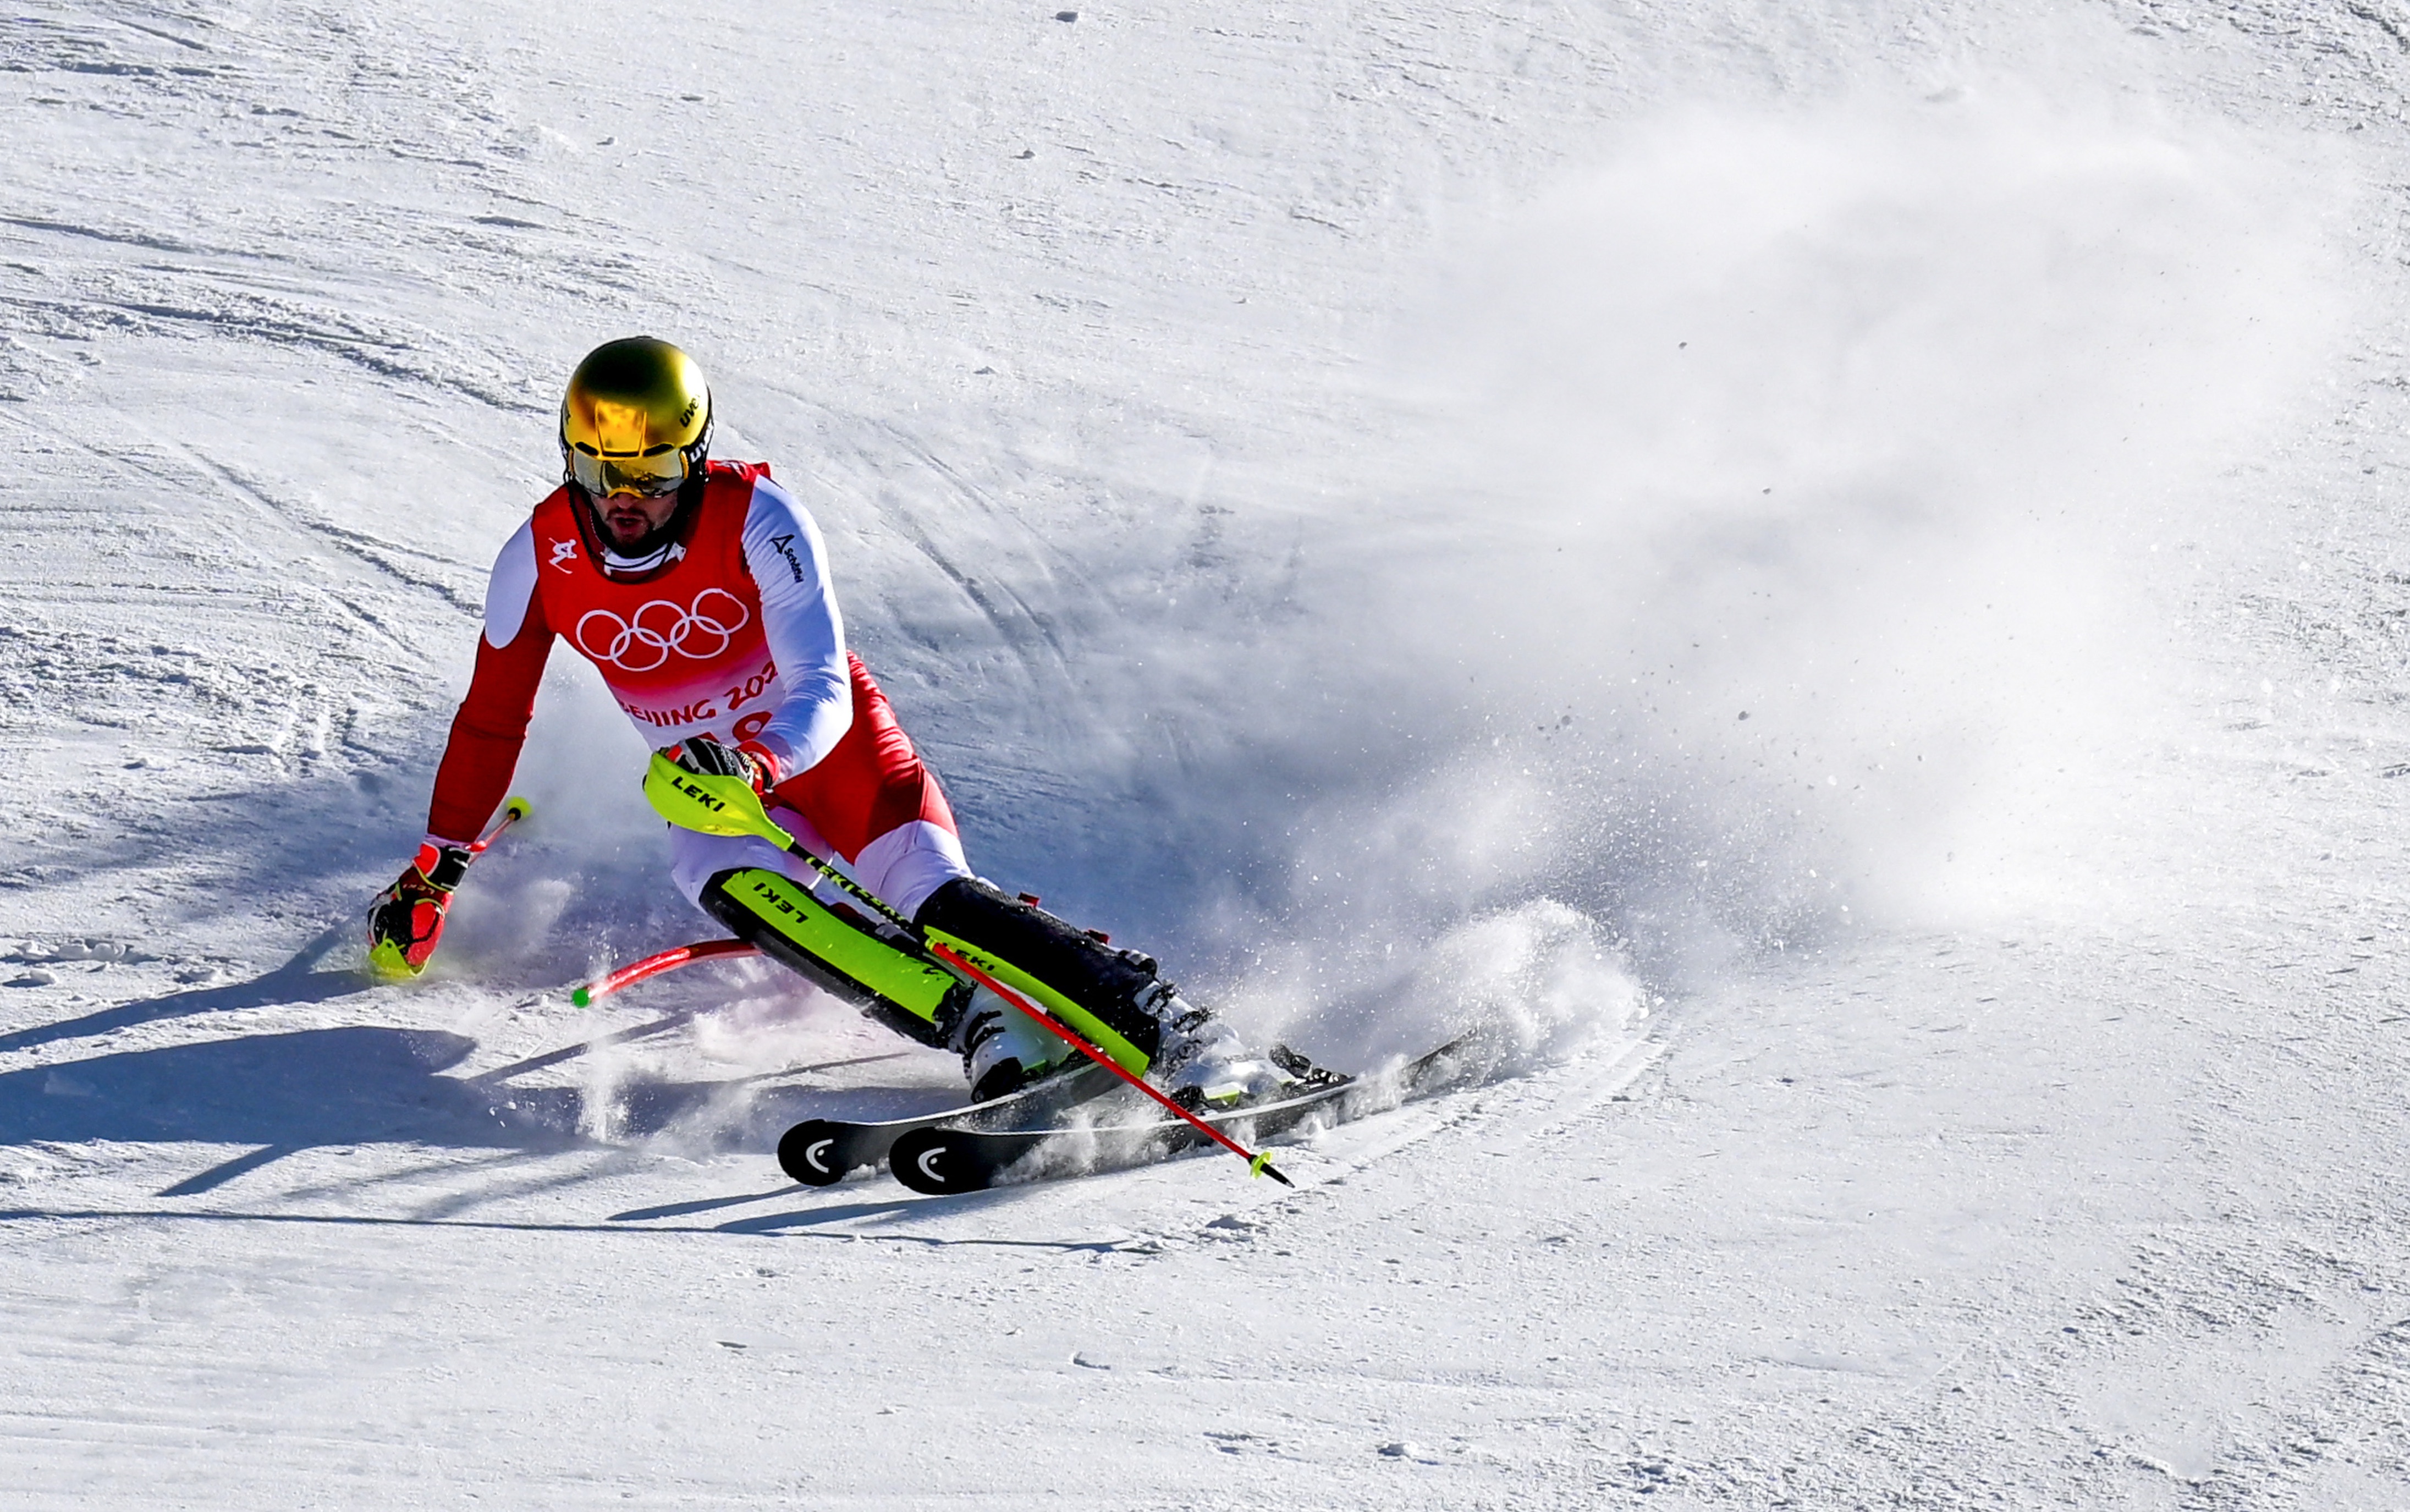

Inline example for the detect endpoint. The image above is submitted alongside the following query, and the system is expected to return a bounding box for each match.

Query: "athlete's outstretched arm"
[426,521,554,844]
[739,477,852,777]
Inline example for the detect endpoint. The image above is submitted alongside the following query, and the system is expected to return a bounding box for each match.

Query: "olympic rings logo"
[574,589,752,672]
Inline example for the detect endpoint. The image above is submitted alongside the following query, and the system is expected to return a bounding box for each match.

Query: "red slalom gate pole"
[928,941,1291,1186]
[571,938,760,1008]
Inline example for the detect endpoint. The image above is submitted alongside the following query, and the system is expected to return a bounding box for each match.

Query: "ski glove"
[366,841,474,981]
[663,734,777,794]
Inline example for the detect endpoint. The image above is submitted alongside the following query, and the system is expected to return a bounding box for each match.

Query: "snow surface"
[7,0,2410,1505]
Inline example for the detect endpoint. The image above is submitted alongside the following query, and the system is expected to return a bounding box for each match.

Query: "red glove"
[366,841,473,980]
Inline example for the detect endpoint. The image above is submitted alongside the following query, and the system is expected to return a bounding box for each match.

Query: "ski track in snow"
[9,0,2410,1505]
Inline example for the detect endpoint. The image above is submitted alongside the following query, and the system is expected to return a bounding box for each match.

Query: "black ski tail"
[774,1060,1124,1186]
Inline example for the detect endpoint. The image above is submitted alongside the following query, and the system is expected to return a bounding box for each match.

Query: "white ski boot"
[1148,991,1300,1107]
[952,986,1069,1102]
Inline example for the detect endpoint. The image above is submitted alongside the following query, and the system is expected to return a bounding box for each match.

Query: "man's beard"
[584,488,683,569]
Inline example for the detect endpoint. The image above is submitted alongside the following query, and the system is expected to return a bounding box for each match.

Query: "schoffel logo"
[575,589,751,672]
[548,539,579,573]
[768,532,807,585]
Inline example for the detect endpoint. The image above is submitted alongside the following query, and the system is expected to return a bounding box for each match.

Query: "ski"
[887,1037,1478,1195]
[774,1059,1127,1186]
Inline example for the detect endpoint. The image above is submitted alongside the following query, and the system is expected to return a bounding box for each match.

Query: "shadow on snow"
[0,1016,937,1194]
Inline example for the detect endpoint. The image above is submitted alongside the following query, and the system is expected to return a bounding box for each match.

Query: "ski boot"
[949,983,1074,1102]
[914,877,1306,1106]
[1147,989,1311,1108]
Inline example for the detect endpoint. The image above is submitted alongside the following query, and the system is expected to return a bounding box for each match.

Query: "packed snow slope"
[8,0,2410,1505]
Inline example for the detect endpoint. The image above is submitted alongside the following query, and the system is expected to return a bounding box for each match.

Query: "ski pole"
[928,941,1293,1186]
[570,938,761,1007]
[470,796,533,855]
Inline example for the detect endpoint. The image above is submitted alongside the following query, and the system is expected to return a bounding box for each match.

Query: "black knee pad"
[914,877,1164,1060]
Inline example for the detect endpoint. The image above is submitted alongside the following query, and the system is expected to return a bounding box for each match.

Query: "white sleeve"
[741,476,853,774]
[483,520,538,647]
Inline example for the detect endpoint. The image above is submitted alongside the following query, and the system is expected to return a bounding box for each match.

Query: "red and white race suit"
[423,460,971,917]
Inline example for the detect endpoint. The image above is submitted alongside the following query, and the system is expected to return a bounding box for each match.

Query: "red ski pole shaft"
[570,938,760,1008]
[928,942,1291,1186]
[469,795,533,854]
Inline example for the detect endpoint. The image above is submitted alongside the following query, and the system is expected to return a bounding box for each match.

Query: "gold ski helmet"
[559,337,712,499]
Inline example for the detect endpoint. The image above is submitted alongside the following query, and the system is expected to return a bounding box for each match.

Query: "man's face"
[597,488,679,548]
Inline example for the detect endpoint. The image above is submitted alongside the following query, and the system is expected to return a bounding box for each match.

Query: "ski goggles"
[568,442,689,499]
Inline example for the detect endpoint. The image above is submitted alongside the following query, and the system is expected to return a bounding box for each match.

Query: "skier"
[367,337,1287,1105]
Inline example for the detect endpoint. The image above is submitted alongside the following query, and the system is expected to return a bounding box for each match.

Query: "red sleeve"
[425,597,554,844]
